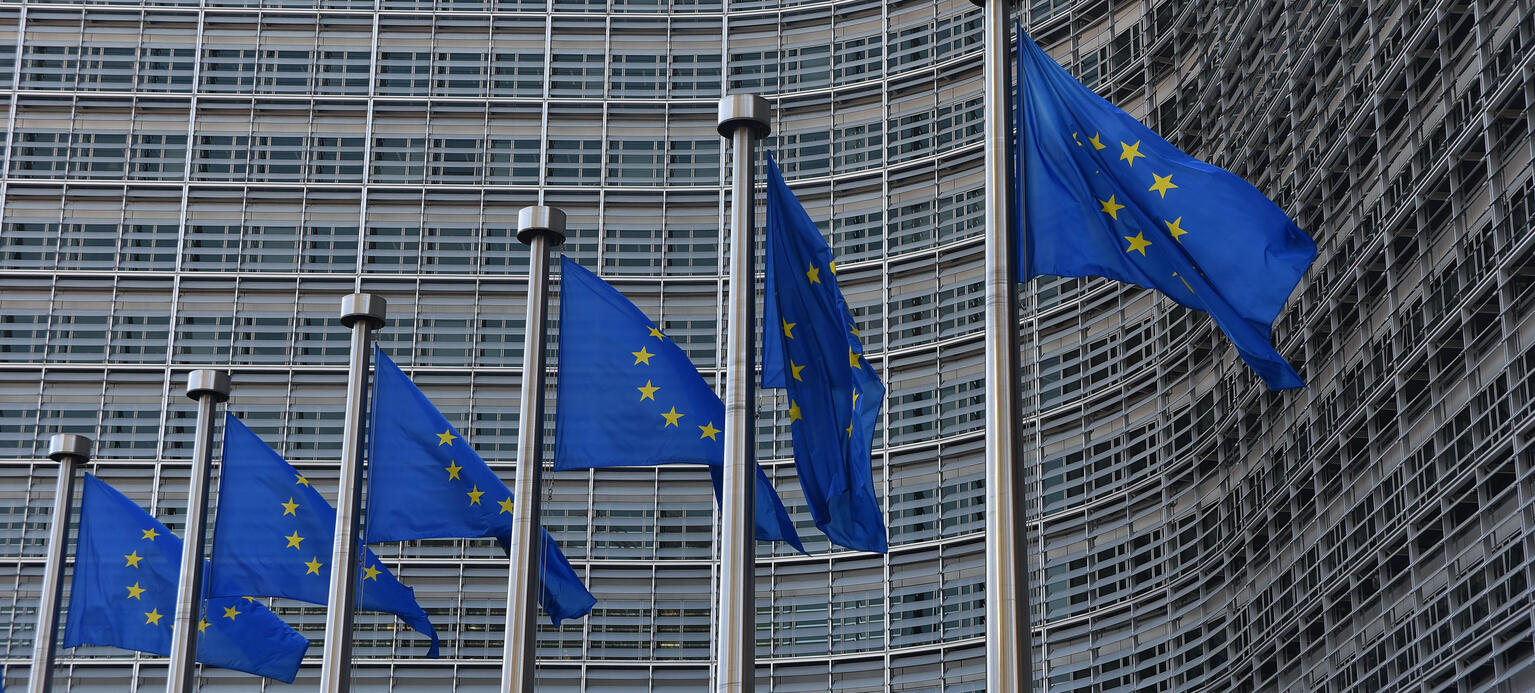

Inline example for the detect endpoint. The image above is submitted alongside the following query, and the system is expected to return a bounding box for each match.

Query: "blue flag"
[762,153,889,554]
[553,256,805,553]
[365,348,597,626]
[1014,30,1316,390]
[61,474,309,683]
[207,413,439,657]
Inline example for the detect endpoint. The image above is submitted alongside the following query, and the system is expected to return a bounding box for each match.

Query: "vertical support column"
[167,369,231,693]
[973,1,1034,692]
[27,434,92,693]
[320,294,387,693]
[714,94,770,693]
[499,206,566,693]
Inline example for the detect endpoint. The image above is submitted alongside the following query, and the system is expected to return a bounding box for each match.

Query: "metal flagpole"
[715,94,770,693]
[28,434,92,693]
[168,369,231,693]
[320,293,387,692]
[499,205,566,693]
[974,1,1034,691]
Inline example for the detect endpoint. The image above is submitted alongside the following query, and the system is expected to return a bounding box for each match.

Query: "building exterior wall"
[0,0,1531,691]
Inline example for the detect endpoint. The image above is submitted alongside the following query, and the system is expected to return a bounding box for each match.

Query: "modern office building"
[0,0,1532,690]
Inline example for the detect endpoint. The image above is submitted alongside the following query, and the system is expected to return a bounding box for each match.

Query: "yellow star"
[125,582,145,600]
[1089,133,1107,150]
[806,264,821,284]
[647,325,665,340]
[788,402,802,422]
[141,528,159,541]
[1120,140,1144,166]
[198,619,210,633]
[1124,231,1152,256]
[467,485,484,505]
[222,605,241,621]
[829,261,837,274]
[849,348,862,369]
[124,551,143,568]
[295,474,310,487]
[436,429,457,446]
[305,557,323,575]
[498,497,514,515]
[698,422,720,441]
[284,531,304,549]
[144,608,163,626]
[790,360,805,382]
[849,325,861,337]
[781,318,796,339]
[637,380,660,401]
[1099,195,1125,220]
[846,421,854,436]
[1165,216,1188,242]
[281,497,299,516]
[1072,131,1081,146]
[661,407,683,427]
[243,596,257,603]
[363,564,381,581]
[852,391,861,407]
[1149,173,1178,198]
[632,346,654,365]
[444,460,462,480]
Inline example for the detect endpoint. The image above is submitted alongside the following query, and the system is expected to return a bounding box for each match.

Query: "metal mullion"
[874,2,895,687]
[650,467,661,662]
[582,458,595,664]
[709,10,729,676]
[0,4,27,225]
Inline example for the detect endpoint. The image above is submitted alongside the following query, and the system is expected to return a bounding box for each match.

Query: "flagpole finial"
[185,369,231,403]
[47,434,92,463]
[517,205,567,246]
[717,94,771,139]
[340,292,387,329]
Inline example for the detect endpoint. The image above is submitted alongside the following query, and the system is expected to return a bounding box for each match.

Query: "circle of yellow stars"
[435,427,515,517]
[1075,130,1192,267]
[774,260,870,439]
[630,324,721,443]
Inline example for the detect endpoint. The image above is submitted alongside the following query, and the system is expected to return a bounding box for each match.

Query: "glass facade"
[0,0,1531,690]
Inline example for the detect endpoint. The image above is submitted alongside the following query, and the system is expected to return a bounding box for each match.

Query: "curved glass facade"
[0,0,1531,690]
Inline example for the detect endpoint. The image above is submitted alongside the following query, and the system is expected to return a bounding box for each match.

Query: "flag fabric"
[553,256,805,553]
[762,153,889,554]
[207,413,439,657]
[1013,29,1317,390]
[61,474,309,683]
[365,348,597,626]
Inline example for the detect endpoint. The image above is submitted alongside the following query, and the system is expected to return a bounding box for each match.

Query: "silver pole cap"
[341,293,387,329]
[186,369,232,403]
[47,433,93,463]
[717,94,772,139]
[517,206,567,247]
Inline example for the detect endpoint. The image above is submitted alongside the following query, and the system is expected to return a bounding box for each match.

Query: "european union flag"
[61,474,309,683]
[553,256,805,553]
[1014,30,1317,390]
[762,153,889,554]
[207,413,439,656]
[366,348,597,626]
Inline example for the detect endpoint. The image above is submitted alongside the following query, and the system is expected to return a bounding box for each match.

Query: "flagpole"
[167,369,231,693]
[975,1,1034,691]
[715,94,770,693]
[27,434,91,693]
[500,205,566,693]
[321,293,386,692]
